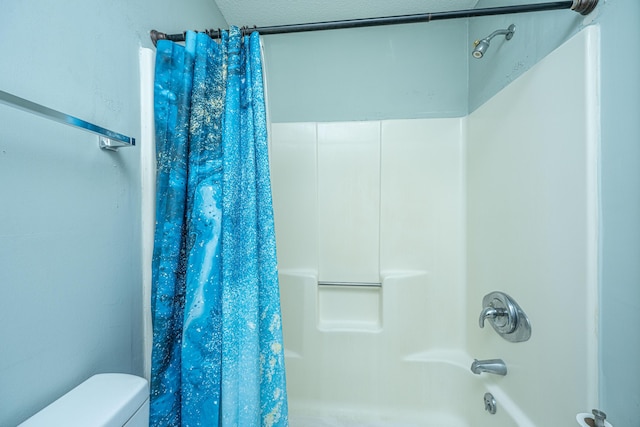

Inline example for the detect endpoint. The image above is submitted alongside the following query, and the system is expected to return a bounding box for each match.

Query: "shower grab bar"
[0,89,135,151]
[318,281,381,287]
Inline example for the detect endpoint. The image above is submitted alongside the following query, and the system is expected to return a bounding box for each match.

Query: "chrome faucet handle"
[478,306,507,328]
[478,291,532,342]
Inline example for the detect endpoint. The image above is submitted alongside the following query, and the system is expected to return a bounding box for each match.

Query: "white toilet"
[19,373,149,427]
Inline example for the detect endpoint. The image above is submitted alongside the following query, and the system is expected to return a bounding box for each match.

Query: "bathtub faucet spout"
[471,358,507,376]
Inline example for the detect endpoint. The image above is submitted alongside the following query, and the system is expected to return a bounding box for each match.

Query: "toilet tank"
[19,374,149,427]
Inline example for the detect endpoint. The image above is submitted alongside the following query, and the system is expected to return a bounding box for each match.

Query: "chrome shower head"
[472,39,490,59]
[472,24,516,59]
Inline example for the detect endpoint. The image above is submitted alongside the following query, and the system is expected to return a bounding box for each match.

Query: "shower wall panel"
[466,27,599,426]
[270,117,466,415]
[317,122,380,283]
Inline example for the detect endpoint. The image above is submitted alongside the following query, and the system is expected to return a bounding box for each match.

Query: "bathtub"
[286,351,533,427]
[278,273,534,427]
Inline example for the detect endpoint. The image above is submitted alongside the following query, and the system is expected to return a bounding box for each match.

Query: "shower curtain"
[150,28,288,427]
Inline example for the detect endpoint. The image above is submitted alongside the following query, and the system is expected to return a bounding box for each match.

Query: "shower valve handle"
[478,291,532,343]
[479,307,508,328]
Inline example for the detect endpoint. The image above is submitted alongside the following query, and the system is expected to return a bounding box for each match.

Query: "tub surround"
[271,27,599,426]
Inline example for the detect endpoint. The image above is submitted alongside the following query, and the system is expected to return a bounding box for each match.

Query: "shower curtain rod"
[150,0,598,45]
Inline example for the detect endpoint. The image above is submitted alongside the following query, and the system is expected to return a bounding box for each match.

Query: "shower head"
[472,39,490,59]
[472,24,516,59]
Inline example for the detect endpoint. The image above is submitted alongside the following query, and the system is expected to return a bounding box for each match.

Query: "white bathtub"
[286,353,532,427]
[278,272,537,427]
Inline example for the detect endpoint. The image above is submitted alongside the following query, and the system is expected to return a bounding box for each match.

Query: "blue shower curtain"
[150,28,288,427]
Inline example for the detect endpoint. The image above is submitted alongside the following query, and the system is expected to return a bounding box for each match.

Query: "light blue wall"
[260,2,593,122]
[262,20,469,122]
[0,2,226,425]
[597,1,640,424]
[468,0,594,111]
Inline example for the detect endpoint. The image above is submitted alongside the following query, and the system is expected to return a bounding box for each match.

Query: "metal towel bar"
[0,89,135,151]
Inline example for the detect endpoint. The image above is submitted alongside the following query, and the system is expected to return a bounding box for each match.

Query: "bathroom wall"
[261,19,469,123]
[261,1,599,123]
[597,1,640,423]
[0,2,226,425]
[466,27,599,425]
[468,0,597,111]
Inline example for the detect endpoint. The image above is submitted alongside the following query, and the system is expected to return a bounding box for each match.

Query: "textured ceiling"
[213,0,481,27]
